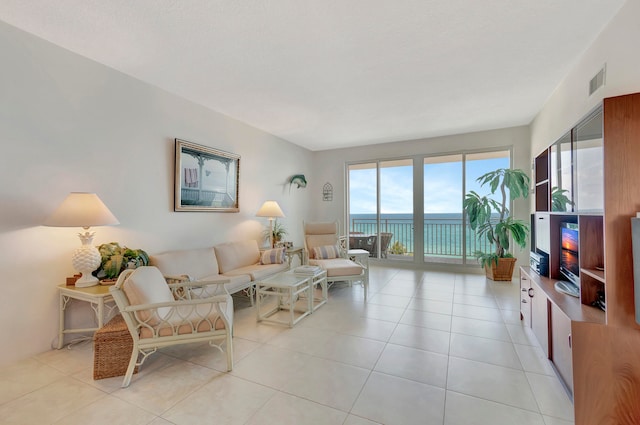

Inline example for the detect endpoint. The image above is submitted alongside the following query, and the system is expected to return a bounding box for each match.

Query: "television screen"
[560,223,579,285]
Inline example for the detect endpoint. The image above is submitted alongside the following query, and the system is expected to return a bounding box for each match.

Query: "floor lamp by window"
[256,200,285,248]
[45,192,120,287]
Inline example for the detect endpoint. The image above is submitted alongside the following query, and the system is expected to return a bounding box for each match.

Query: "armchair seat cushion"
[309,258,363,277]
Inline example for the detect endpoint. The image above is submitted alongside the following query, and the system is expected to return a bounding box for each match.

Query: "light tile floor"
[0,266,575,425]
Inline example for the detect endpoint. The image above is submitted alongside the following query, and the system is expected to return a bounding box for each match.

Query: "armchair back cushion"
[214,240,260,274]
[304,221,340,260]
[121,266,174,322]
[149,247,219,280]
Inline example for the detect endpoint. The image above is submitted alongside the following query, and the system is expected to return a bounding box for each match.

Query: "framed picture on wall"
[174,138,240,212]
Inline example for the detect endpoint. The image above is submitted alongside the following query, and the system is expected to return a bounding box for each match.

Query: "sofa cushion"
[309,258,363,277]
[260,248,286,264]
[149,247,219,280]
[312,245,340,260]
[223,262,288,281]
[200,273,252,294]
[214,240,260,274]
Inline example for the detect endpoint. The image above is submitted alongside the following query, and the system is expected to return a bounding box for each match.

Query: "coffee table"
[256,269,327,327]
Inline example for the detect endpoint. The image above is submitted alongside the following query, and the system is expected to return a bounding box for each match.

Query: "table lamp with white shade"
[256,200,285,248]
[45,192,120,287]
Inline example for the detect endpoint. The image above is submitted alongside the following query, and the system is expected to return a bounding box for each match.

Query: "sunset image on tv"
[561,226,579,252]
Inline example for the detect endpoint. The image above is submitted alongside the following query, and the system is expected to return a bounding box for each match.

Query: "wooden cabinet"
[530,279,549,355]
[534,149,550,212]
[602,93,640,330]
[520,272,532,327]
[549,132,573,212]
[577,215,605,308]
[520,266,604,398]
[531,92,640,423]
[550,303,573,394]
[534,213,550,254]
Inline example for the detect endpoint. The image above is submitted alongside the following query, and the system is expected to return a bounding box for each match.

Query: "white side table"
[285,246,305,268]
[57,284,117,349]
[256,271,314,327]
[308,270,328,311]
[348,249,370,265]
[348,249,370,300]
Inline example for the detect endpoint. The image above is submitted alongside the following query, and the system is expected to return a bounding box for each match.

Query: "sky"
[348,156,511,215]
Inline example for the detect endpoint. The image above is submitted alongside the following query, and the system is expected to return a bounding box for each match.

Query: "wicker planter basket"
[484,257,517,281]
[93,314,138,380]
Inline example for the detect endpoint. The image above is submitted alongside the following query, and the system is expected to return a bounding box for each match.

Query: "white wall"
[6,0,637,367]
[309,126,532,269]
[531,0,640,155]
[0,21,313,366]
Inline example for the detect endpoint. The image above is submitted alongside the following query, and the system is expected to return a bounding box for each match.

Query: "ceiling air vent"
[589,65,606,96]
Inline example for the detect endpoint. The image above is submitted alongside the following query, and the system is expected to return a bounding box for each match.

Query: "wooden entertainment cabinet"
[526,92,640,424]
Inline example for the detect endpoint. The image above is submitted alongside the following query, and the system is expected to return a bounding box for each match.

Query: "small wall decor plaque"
[323,182,333,201]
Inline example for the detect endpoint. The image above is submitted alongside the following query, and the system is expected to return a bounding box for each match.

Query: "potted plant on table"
[94,242,149,282]
[263,220,288,248]
[463,168,530,281]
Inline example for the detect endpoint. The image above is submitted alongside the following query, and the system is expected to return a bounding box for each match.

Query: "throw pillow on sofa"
[260,248,286,265]
[312,245,340,260]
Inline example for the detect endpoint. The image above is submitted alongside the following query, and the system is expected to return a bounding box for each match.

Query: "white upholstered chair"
[110,266,234,387]
[303,221,369,299]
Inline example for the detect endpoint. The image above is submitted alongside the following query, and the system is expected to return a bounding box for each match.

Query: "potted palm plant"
[463,168,530,281]
[263,220,288,248]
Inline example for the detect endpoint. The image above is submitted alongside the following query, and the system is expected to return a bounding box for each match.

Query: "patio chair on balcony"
[349,234,376,253]
[304,221,369,300]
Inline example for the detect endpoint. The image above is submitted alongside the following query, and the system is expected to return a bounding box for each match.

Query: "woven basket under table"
[93,313,138,380]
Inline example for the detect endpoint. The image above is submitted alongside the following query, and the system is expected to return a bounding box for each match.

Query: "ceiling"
[0,0,625,151]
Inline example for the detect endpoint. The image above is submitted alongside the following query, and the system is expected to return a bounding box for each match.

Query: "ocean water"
[349,213,493,256]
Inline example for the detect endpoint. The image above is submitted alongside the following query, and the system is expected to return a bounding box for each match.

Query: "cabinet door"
[520,271,532,327]
[531,281,549,355]
[551,303,574,394]
[574,109,604,213]
[535,213,551,254]
[550,132,573,212]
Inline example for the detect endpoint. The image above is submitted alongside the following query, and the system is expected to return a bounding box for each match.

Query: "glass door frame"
[345,146,513,267]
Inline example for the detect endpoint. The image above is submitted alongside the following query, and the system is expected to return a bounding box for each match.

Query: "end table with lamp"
[57,283,117,349]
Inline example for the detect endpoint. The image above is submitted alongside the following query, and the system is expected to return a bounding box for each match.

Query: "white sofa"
[149,240,289,299]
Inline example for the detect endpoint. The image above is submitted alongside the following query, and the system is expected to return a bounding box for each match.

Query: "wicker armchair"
[304,221,369,299]
[110,266,234,387]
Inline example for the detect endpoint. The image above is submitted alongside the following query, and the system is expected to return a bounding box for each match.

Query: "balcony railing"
[349,216,496,260]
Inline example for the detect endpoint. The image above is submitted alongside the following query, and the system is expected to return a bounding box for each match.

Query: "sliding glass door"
[464,151,511,262]
[348,149,510,265]
[348,160,414,260]
[423,155,463,264]
[380,159,413,260]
